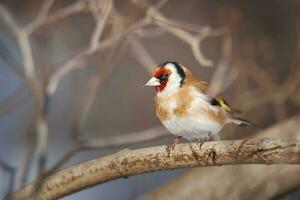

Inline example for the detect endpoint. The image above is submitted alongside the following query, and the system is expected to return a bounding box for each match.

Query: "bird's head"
[145,61,186,94]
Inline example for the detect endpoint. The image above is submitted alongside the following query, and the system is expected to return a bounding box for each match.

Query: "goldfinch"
[145,61,253,152]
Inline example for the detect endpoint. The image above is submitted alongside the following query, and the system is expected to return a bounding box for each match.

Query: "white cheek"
[158,72,182,96]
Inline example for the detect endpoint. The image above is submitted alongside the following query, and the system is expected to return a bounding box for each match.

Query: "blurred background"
[1,0,300,199]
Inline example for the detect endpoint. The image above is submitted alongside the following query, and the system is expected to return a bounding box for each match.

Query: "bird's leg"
[197,132,212,149]
[166,136,182,157]
[207,132,213,141]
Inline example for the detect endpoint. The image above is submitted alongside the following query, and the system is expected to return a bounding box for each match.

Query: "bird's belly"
[162,116,223,141]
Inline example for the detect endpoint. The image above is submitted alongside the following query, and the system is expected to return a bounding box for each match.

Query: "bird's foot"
[197,132,212,150]
[166,136,182,158]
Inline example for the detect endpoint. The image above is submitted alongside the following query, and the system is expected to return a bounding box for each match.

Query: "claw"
[166,136,182,158]
[197,132,212,150]
[197,137,208,149]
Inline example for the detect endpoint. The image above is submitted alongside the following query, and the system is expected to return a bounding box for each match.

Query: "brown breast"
[155,85,194,122]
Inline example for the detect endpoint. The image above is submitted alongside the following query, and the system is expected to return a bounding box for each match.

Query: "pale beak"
[144,77,161,86]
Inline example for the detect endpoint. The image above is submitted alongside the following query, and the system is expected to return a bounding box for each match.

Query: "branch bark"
[8,138,300,200]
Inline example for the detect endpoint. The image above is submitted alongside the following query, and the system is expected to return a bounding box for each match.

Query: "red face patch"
[153,67,172,92]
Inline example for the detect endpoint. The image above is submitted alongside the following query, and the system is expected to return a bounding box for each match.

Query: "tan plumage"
[145,61,253,146]
[156,84,193,121]
[184,66,240,114]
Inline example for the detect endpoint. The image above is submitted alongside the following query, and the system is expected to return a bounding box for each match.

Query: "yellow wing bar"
[215,96,232,112]
[211,96,241,113]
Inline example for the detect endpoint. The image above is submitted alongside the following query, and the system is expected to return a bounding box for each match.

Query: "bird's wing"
[191,78,241,114]
[183,68,241,114]
[210,96,242,114]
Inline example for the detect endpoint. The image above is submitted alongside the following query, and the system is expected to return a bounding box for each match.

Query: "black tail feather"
[232,117,260,128]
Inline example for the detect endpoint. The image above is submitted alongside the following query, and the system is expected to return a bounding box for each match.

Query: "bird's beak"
[144,77,161,86]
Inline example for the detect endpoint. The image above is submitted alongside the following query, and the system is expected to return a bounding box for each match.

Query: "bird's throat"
[155,80,168,92]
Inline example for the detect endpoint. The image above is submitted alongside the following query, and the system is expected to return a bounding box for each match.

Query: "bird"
[145,61,254,153]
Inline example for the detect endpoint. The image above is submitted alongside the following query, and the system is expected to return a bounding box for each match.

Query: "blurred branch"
[154,0,169,10]
[48,126,168,172]
[45,12,148,104]
[50,41,131,174]
[130,38,157,74]
[13,129,35,190]
[8,138,300,200]
[0,45,25,78]
[24,0,55,35]
[46,0,113,97]
[77,42,128,133]
[0,6,19,34]
[0,160,15,198]
[42,2,125,175]
[235,43,300,116]
[80,126,168,149]
[44,0,227,99]
[0,6,35,77]
[148,6,227,67]
[46,148,80,174]
[240,67,300,113]
[128,0,228,68]
[208,32,235,96]
[46,0,89,25]
[0,84,29,117]
[0,3,48,184]
[25,0,89,33]
[88,0,113,52]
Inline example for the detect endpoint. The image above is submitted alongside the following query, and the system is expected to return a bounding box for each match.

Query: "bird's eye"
[160,74,170,80]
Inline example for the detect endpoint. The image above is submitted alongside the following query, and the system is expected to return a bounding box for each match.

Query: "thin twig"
[130,38,157,74]
[148,7,227,67]
[46,0,89,25]
[208,32,234,96]
[48,126,168,172]
[88,0,113,52]
[80,126,168,149]
[24,0,55,35]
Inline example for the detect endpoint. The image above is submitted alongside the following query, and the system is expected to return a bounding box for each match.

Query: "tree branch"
[140,115,300,200]
[8,138,300,200]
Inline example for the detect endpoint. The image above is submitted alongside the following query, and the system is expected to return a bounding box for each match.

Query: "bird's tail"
[228,117,257,127]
